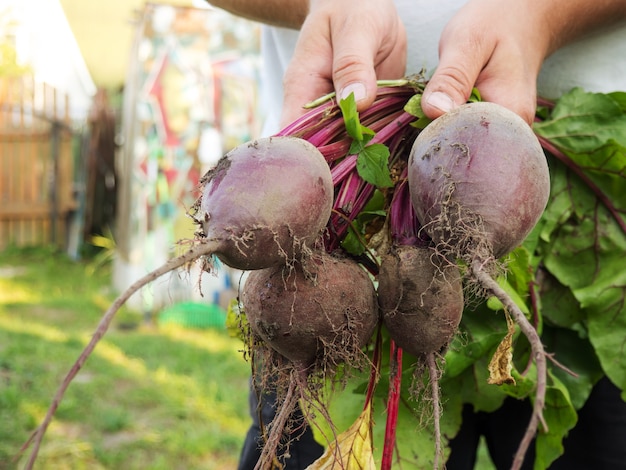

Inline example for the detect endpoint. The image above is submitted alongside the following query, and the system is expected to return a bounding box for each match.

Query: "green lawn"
[0,246,251,470]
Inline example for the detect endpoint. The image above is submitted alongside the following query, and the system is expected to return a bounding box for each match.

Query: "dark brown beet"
[378,245,464,357]
[200,136,333,270]
[242,251,379,367]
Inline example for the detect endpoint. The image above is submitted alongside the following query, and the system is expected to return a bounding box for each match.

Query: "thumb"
[421,55,483,120]
[422,41,538,124]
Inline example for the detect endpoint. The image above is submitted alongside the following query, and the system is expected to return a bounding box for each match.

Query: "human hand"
[421,0,551,125]
[280,0,406,127]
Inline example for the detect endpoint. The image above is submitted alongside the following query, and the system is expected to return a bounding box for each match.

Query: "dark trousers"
[238,376,626,470]
[447,376,626,470]
[237,380,324,470]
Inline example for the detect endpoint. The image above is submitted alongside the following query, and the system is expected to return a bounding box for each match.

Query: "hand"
[421,0,552,125]
[280,0,406,127]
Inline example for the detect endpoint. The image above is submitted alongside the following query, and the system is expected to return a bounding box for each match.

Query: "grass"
[0,246,251,470]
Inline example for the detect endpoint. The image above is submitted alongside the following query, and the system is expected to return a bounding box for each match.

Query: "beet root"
[408,102,550,470]
[378,245,464,357]
[242,251,379,369]
[199,136,333,270]
[408,101,550,261]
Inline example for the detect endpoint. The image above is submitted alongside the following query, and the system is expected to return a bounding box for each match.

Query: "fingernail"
[426,91,456,113]
[339,82,367,102]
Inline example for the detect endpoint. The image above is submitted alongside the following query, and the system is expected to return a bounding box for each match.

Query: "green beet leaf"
[534,88,626,153]
[339,94,393,188]
[535,87,626,397]
[355,143,393,188]
[542,326,603,410]
[540,159,626,392]
[534,374,578,470]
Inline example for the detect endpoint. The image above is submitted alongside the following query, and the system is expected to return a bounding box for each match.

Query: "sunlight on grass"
[37,438,95,462]
[1,247,251,469]
[0,278,42,304]
[22,437,107,470]
[93,339,249,435]
[160,323,245,355]
[21,400,52,426]
[6,322,249,433]
[1,312,251,429]
[93,341,149,377]
[91,291,123,312]
[0,314,69,342]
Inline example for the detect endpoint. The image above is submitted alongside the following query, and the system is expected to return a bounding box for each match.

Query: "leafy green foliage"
[535,89,626,396]
[534,375,578,468]
[404,94,432,129]
[339,94,394,188]
[534,88,626,153]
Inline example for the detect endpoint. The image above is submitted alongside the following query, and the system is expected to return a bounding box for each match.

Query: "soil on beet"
[242,251,379,369]
[378,245,464,358]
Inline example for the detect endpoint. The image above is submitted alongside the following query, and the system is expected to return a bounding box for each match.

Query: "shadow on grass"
[0,246,252,470]
[1,317,252,469]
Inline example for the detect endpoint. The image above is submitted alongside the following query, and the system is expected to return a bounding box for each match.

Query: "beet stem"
[381,341,402,470]
[302,79,414,109]
[18,240,221,469]
[427,352,443,470]
[536,135,626,235]
[471,259,547,470]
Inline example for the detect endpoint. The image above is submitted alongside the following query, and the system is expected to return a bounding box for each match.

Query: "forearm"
[205,0,308,28]
[535,0,626,55]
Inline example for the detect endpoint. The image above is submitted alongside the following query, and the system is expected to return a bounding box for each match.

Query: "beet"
[199,136,333,270]
[408,101,550,260]
[242,251,379,368]
[407,102,551,468]
[378,245,464,357]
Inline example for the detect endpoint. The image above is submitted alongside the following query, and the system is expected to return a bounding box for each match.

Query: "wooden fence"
[0,77,76,250]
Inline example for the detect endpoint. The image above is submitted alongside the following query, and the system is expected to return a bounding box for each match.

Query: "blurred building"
[112,3,261,312]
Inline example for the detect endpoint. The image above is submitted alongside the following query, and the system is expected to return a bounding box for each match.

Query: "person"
[279,0,626,127]
[206,1,626,468]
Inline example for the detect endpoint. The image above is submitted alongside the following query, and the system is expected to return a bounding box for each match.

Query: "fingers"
[421,15,491,119]
[332,15,407,106]
[281,0,542,129]
[469,45,538,125]
[421,49,485,117]
[281,23,380,127]
[422,48,538,125]
[280,0,406,128]
[421,0,541,125]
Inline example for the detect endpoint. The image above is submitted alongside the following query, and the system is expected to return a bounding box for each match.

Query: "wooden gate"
[0,77,76,250]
